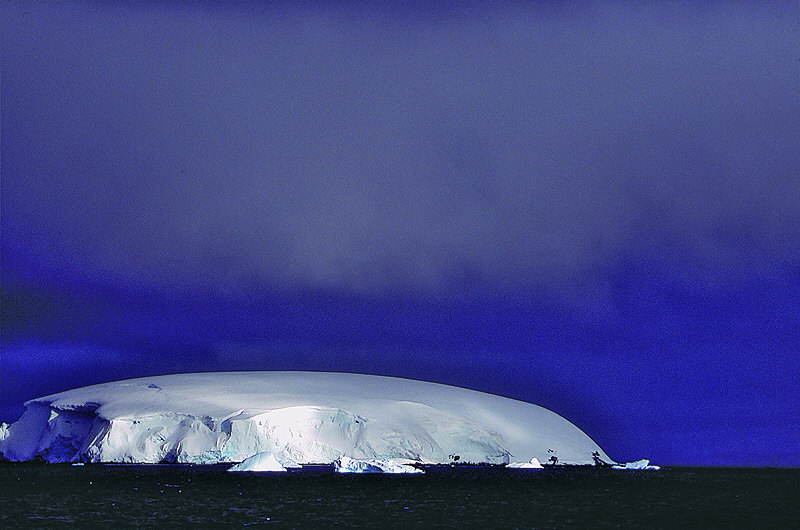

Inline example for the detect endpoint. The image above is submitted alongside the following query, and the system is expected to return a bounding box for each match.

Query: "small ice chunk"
[227,452,287,472]
[334,456,423,474]
[612,458,660,470]
[507,457,543,468]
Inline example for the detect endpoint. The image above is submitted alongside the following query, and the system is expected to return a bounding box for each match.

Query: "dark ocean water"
[1,462,798,528]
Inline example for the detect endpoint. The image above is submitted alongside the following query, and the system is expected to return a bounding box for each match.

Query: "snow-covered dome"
[0,371,613,466]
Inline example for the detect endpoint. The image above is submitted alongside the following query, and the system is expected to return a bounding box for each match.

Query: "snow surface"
[612,459,660,470]
[0,371,614,466]
[335,456,423,474]
[507,457,543,469]
[228,452,287,472]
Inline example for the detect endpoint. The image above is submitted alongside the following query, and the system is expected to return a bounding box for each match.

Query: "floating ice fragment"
[507,457,543,468]
[612,459,660,470]
[228,452,287,472]
[334,456,423,474]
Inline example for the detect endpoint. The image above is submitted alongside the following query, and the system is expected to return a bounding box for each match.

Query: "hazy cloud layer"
[3,2,797,298]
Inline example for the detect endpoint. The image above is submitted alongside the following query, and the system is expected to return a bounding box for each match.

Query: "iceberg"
[228,452,287,472]
[507,457,543,469]
[0,371,614,466]
[335,456,423,474]
[612,459,660,470]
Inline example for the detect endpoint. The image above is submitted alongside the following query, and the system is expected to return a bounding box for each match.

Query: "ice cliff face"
[0,371,614,466]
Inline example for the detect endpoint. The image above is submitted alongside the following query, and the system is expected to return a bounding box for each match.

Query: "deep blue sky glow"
[2,1,799,466]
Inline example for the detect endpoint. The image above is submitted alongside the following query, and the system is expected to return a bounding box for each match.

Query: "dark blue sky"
[2,1,798,466]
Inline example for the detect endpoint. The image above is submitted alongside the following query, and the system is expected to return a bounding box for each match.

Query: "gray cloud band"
[3,2,798,297]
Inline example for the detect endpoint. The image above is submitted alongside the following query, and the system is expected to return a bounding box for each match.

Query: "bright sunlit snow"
[0,371,615,466]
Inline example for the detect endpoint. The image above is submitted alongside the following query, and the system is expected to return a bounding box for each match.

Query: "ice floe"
[507,457,543,468]
[228,452,288,472]
[334,456,423,474]
[612,459,660,470]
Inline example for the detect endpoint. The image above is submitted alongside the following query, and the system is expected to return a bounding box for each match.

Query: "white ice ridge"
[612,459,661,470]
[0,371,615,466]
[335,456,423,474]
